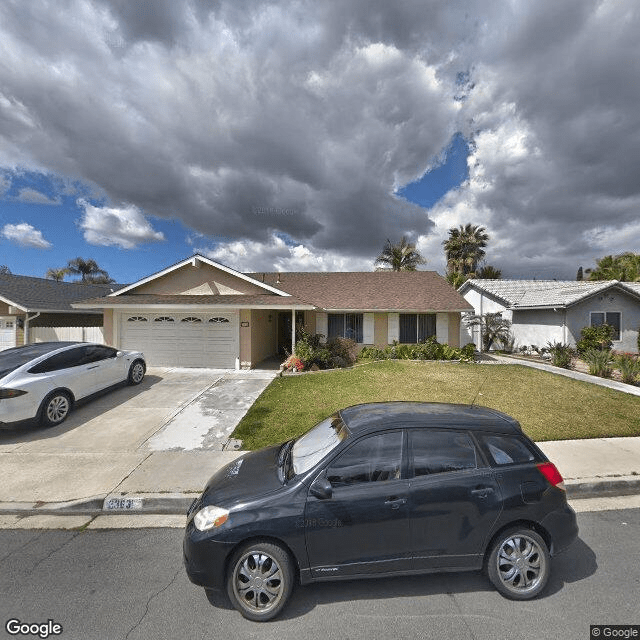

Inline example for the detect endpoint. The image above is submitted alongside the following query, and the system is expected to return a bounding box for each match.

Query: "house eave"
[72,302,316,311]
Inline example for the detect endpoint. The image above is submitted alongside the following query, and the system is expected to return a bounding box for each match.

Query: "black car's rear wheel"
[487,527,550,600]
[40,391,72,427]
[226,541,294,621]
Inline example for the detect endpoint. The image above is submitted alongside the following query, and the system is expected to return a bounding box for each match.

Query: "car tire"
[487,527,550,600]
[40,391,72,427]
[127,360,146,385]
[226,541,294,621]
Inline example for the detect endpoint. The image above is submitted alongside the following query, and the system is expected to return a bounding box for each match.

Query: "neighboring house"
[74,255,472,369]
[459,279,640,353]
[0,273,118,351]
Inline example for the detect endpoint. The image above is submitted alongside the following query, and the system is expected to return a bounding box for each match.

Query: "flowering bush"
[282,355,304,372]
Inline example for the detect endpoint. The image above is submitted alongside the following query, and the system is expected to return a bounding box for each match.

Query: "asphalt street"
[1,504,638,640]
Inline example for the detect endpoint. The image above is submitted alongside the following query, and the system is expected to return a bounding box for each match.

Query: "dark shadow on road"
[203,535,596,621]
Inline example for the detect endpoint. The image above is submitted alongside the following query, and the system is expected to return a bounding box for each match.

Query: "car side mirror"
[116,351,124,358]
[309,474,333,500]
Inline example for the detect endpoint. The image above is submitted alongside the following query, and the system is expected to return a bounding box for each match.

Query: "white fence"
[30,327,105,344]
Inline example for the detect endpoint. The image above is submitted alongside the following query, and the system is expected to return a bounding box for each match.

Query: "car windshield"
[0,343,76,379]
[291,414,349,475]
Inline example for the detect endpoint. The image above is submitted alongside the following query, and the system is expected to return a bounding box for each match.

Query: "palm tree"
[476,264,502,279]
[586,253,640,282]
[66,257,114,283]
[443,224,489,276]
[375,236,426,271]
[45,268,69,282]
[464,312,512,352]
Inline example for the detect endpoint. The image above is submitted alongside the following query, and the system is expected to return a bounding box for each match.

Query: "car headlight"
[193,506,229,532]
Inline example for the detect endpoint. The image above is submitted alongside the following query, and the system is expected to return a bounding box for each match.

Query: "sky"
[1,0,639,285]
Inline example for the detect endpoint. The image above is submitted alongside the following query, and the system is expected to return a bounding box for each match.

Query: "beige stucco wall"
[251,309,277,365]
[374,313,388,347]
[448,313,461,348]
[135,263,267,296]
[239,309,252,367]
[103,309,115,346]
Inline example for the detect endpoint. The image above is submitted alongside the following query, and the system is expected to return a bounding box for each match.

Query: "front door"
[407,429,502,570]
[304,430,410,578]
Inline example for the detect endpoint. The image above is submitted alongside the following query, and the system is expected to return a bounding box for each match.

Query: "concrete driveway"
[0,367,276,504]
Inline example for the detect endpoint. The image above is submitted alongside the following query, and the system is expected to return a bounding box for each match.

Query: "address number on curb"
[104,497,143,510]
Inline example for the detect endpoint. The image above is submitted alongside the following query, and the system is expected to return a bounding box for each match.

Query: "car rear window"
[0,343,76,379]
[479,434,538,466]
[410,429,478,476]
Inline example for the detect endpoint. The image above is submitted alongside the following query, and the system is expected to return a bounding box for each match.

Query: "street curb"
[566,476,640,499]
[1,478,640,517]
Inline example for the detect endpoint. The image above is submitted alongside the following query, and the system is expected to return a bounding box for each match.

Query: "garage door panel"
[120,313,238,367]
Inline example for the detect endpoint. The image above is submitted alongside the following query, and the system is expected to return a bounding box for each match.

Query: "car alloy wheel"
[227,541,294,621]
[487,527,550,600]
[41,392,71,427]
[128,360,145,385]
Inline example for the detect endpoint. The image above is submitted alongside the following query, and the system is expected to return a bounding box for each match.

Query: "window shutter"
[316,312,328,342]
[363,313,374,344]
[388,313,399,343]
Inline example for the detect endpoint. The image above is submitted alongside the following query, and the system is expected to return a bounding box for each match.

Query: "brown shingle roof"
[249,271,472,311]
[75,293,312,308]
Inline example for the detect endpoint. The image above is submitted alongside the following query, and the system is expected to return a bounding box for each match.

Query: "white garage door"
[119,312,238,368]
[0,317,17,351]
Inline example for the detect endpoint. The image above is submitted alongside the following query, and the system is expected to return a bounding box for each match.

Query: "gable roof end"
[111,254,291,297]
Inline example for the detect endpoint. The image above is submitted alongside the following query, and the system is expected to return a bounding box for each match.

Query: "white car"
[0,342,146,427]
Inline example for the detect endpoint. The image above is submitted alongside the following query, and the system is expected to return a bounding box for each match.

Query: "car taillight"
[536,462,565,490]
[0,388,28,400]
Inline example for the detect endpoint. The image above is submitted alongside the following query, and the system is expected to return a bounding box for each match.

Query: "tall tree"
[443,224,489,277]
[476,265,502,279]
[46,268,68,282]
[585,253,640,282]
[576,266,584,281]
[66,258,114,283]
[375,236,426,271]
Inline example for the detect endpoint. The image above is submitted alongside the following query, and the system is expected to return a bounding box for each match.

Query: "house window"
[399,314,436,343]
[327,313,363,343]
[127,316,148,322]
[209,317,230,323]
[590,312,621,341]
[154,316,175,322]
[181,317,202,323]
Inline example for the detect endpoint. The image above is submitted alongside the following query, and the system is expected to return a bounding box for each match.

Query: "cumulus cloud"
[0,0,639,275]
[2,222,52,249]
[78,200,165,249]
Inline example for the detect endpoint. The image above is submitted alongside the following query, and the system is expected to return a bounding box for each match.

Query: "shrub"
[546,341,575,369]
[326,337,358,367]
[576,324,614,356]
[616,353,640,385]
[461,343,476,361]
[583,348,613,378]
[358,346,385,360]
[293,331,332,369]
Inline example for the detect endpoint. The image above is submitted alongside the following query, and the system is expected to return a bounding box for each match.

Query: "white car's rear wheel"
[40,391,72,427]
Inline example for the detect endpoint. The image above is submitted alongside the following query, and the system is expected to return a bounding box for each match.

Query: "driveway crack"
[124,567,181,640]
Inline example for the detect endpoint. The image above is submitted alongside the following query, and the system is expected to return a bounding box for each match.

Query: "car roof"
[0,342,87,379]
[339,402,522,435]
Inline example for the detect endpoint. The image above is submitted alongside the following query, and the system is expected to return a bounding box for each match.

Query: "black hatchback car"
[184,402,578,621]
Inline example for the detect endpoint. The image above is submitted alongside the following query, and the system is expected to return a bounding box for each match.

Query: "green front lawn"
[233,360,640,449]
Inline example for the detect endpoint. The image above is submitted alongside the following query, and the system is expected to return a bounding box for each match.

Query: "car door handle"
[471,487,494,499]
[385,497,407,509]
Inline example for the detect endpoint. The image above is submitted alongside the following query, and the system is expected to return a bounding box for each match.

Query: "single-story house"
[0,273,118,351]
[74,254,473,369]
[459,279,640,353]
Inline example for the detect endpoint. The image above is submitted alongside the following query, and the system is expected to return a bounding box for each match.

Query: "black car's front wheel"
[226,541,294,621]
[487,527,550,600]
